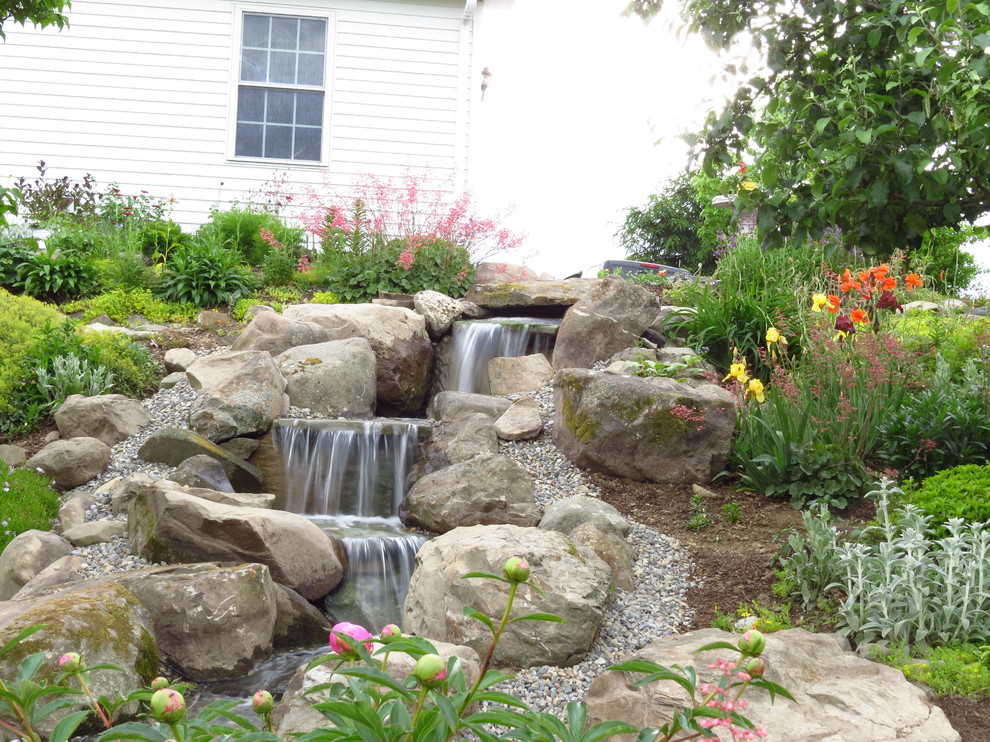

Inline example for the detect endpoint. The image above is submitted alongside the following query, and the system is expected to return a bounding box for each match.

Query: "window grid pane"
[237,13,327,162]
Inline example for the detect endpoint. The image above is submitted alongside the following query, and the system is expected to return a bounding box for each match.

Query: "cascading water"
[447,318,559,394]
[272,419,427,629]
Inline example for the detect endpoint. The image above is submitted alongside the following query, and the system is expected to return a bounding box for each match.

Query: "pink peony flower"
[329,622,374,658]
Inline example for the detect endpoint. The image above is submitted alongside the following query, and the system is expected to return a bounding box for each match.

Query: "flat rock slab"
[462,279,596,310]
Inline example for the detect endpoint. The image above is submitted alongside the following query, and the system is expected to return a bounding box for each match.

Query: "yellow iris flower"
[811,293,828,312]
[766,327,782,344]
[722,362,749,385]
[745,378,765,403]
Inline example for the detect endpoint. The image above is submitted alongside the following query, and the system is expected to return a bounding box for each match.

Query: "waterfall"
[448,318,558,394]
[271,419,424,628]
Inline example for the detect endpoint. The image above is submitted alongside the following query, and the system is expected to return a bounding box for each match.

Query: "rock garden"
[0,174,989,741]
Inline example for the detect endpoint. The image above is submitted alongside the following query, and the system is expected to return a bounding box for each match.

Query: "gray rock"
[62,520,128,546]
[552,277,660,370]
[138,427,264,492]
[283,304,433,416]
[0,581,157,734]
[277,338,377,418]
[105,562,278,682]
[158,371,187,389]
[171,454,236,493]
[220,437,261,460]
[12,555,88,599]
[128,488,345,600]
[163,347,198,372]
[58,492,95,532]
[187,351,288,442]
[147,480,276,509]
[494,396,544,441]
[404,524,611,667]
[400,455,540,534]
[26,437,112,490]
[585,628,960,742]
[0,530,73,600]
[231,311,331,355]
[0,444,26,468]
[463,279,595,310]
[569,522,635,591]
[538,495,631,538]
[428,391,511,422]
[553,369,736,484]
[488,354,555,395]
[414,290,464,339]
[419,412,498,474]
[273,584,330,650]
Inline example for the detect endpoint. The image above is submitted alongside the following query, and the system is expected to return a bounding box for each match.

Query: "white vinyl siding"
[0,0,476,230]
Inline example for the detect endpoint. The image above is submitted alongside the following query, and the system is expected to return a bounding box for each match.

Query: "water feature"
[271,418,427,629]
[447,318,560,394]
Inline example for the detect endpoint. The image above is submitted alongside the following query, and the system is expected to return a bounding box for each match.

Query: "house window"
[235,12,328,162]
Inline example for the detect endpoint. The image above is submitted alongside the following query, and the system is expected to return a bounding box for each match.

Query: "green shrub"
[903,463,990,535]
[871,643,990,698]
[323,236,473,303]
[875,356,990,480]
[310,289,338,304]
[63,288,197,324]
[80,330,163,398]
[0,289,66,416]
[0,241,35,290]
[47,222,113,258]
[17,246,99,303]
[261,246,297,286]
[195,207,303,267]
[0,461,60,555]
[34,354,115,408]
[889,310,990,377]
[157,242,256,308]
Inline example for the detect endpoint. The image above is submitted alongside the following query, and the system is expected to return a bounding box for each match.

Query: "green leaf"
[463,606,496,632]
[855,129,873,145]
[867,28,881,48]
[915,47,934,67]
[460,571,506,582]
[47,710,90,742]
[815,117,831,133]
[508,612,568,624]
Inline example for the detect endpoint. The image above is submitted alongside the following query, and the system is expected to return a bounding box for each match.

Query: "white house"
[0,0,485,227]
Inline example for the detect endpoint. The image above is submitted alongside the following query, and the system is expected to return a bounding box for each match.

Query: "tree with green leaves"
[617,170,732,273]
[628,0,990,256]
[0,1,70,39]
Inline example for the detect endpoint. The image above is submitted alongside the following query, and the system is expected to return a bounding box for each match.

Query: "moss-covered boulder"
[0,581,157,736]
[462,279,596,311]
[553,368,736,484]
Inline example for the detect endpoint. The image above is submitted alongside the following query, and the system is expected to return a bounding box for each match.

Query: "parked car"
[564,259,695,281]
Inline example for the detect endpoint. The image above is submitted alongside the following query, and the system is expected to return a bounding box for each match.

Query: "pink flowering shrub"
[297,171,524,301]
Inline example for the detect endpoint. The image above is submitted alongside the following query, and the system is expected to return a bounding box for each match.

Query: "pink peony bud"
[738,629,766,657]
[329,622,374,658]
[743,657,766,677]
[379,624,402,644]
[150,676,170,691]
[503,556,530,583]
[252,689,274,715]
[412,654,447,687]
[58,652,81,673]
[150,688,186,723]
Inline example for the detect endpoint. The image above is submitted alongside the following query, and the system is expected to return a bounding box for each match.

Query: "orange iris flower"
[839,268,862,293]
[827,294,841,313]
[858,270,870,283]
[904,273,923,289]
[870,264,891,281]
[850,308,869,323]
[880,276,897,291]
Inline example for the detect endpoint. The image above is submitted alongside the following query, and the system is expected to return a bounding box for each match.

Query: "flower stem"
[75,672,113,729]
[457,580,519,716]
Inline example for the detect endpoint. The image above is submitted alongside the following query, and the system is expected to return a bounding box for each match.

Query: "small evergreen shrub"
[63,288,197,324]
[138,219,192,264]
[80,330,163,398]
[94,252,158,292]
[904,463,990,535]
[0,461,60,555]
[310,289,338,304]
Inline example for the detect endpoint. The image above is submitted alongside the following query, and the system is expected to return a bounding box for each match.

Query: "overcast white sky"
[469,0,738,277]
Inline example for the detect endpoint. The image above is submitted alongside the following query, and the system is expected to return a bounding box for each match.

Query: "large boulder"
[585,629,960,742]
[231,310,331,355]
[26,437,111,490]
[105,563,278,682]
[553,369,736,483]
[128,488,346,600]
[494,396,543,441]
[428,391,511,422]
[488,354,555,395]
[418,412,499,474]
[276,338,377,418]
[0,530,73,600]
[539,496,631,538]
[462,280,595,311]
[403,524,612,667]
[170,454,236,492]
[400,455,540,533]
[186,351,287,442]
[138,427,265,492]
[0,581,158,734]
[552,277,660,370]
[283,303,433,416]
[54,394,150,446]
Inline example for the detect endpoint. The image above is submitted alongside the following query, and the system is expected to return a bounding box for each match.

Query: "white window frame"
[227,4,335,166]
